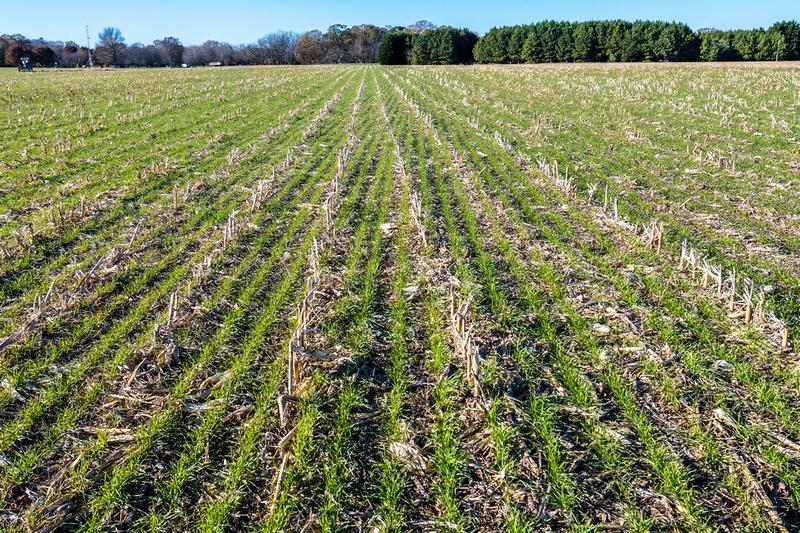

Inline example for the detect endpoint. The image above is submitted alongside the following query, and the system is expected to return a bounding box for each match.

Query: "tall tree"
[321,24,348,63]
[508,26,528,63]
[1,33,30,65]
[654,23,698,61]
[572,24,597,61]
[32,45,56,67]
[377,31,410,64]
[521,29,544,62]
[345,25,386,63]
[540,24,560,62]
[621,26,644,61]
[555,25,574,62]
[95,27,126,66]
[771,21,800,59]
[411,31,432,64]
[293,30,325,64]
[257,31,298,64]
[732,30,758,60]
[605,22,629,61]
[4,43,28,66]
[0,36,10,66]
[154,36,184,66]
[410,27,477,64]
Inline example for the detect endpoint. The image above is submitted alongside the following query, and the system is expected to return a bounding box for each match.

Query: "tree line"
[2,19,800,68]
[378,25,478,64]
[698,22,800,61]
[0,24,391,68]
[0,21,474,68]
[1,28,189,68]
[474,20,800,63]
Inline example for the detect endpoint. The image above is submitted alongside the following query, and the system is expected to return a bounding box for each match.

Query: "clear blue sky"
[3,0,798,46]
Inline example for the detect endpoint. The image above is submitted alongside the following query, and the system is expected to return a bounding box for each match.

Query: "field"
[0,63,799,532]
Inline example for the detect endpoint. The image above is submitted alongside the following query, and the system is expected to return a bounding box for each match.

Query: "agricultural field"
[0,62,799,532]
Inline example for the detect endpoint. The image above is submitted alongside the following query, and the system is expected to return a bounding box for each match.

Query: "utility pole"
[86,25,94,67]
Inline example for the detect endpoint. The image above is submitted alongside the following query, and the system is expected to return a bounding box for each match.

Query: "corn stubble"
[0,63,798,532]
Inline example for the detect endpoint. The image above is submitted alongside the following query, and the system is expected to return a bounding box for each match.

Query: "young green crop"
[1,64,797,532]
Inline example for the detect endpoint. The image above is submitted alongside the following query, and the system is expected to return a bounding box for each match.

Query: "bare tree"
[182,45,206,65]
[95,27,126,66]
[58,43,79,67]
[121,43,163,67]
[154,36,184,66]
[205,41,235,63]
[184,40,235,65]
[235,44,267,65]
[257,31,298,64]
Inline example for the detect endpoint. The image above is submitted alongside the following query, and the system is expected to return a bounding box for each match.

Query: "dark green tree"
[572,23,597,61]
[771,21,800,59]
[521,29,544,62]
[377,32,410,64]
[732,30,758,60]
[411,27,477,64]
[700,31,738,61]
[605,21,629,61]
[508,26,528,63]
[539,23,560,62]
[555,26,574,61]
[411,31,432,63]
[654,23,698,61]
[621,26,644,61]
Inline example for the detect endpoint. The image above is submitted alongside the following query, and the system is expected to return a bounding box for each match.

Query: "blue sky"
[3,0,798,45]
